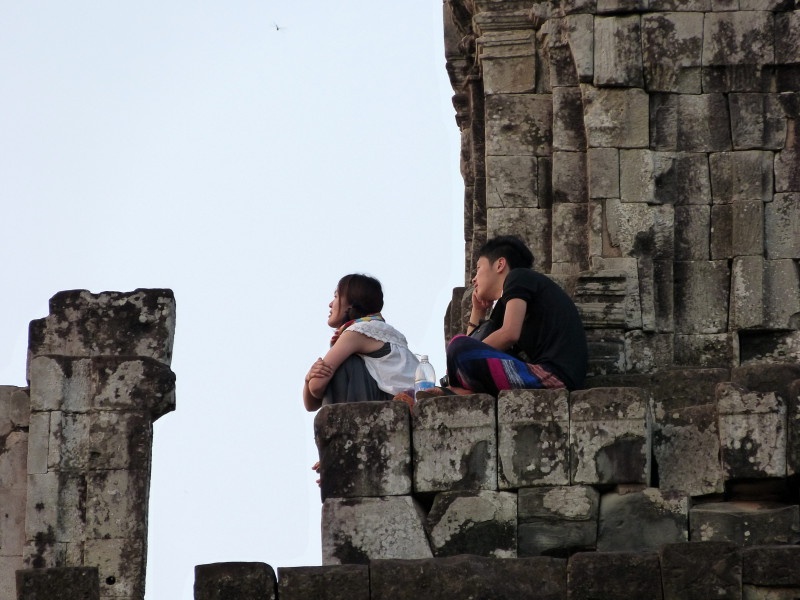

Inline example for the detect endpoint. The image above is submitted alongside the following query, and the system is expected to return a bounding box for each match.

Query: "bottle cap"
[420,355,428,361]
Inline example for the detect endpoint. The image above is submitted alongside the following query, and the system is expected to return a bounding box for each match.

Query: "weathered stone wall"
[193,370,800,598]
[0,289,176,600]
[442,0,800,375]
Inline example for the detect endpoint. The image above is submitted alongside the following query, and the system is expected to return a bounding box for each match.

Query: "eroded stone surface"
[569,387,650,485]
[518,485,599,557]
[321,497,432,565]
[194,562,277,600]
[314,401,411,500]
[370,555,567,600]
[426,490,517,558]
[660,542,741,600]
[412,394,497,493]
[598,488,688,552]
[690,501,800,546]
[276,565,369,600]
[16,567,99,600]
[568,551,663,600]
[497,389,570,488]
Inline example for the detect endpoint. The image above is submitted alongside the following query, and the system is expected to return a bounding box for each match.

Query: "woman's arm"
[303,331,384,411]
[481,298,526,351]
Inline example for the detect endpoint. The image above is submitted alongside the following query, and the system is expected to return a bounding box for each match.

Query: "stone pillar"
[0,387,29,599]
[22,289,176,600]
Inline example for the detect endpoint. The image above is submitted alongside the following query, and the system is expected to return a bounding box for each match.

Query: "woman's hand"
[305,358,332,384]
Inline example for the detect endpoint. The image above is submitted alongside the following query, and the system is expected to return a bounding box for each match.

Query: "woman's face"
[327,289,349,328]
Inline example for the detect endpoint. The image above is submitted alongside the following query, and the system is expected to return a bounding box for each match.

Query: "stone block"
[642,12,703,93]
[710,204,732,259]
[584,329,626,376]
[486,155,538,208]
[27,288,176,379]
[702,11,775,92]
[0,386,30,431]
[730,363,800,406]
[606,200,674,260]
[276,565,369,600]
[16,567,99,600]
[673,261,730,334]
[675,205,710,261]
[553,87,586,152]
[788,379,800,476]
[650,93,731,152]
[485,94,552,157]
[86,469,147,540]
[660,542,741,600]
[551,203,589,269]
[314,401,411,500]
[775,144,800,193]
[0,556,22,599]
[739,331,800,366]
[594,16,643,88]
[497,389,570,488]
[412,394,496,493]
[587,148,619,199]
[690,501,800,546]
[478,30,536,95]
[93,357,176,419]
[717,382,786,479]
[25,472,59,549]
[549,40,579,88]
[620,150,711,205]
[731,202,765,256]
[29,356,93,413]
[517,485,599,557]
[370,555,567,600]
[649,368,730,410]
[569,387,649,485]
[0,489,26,555]
[764,259,800,331]
[776,10,800,64]
[624,331,673,373]
[194,562,277,600]
[742,545,800,586]
[552,151,587,204]
[582,86,648,149]
[652,404,724,495]
[321,496,432,564]
[766,193,800,259]
[84,537,145,599]
[567,551,662,600]
[90,411,152,471]
[48,411,91,471]
[730,256,765,330]
[426,490,517,558]
[730,93,787,150]
[0,430,27,491]
[648,0,710,8]
[709,151,773,204]
[674,333,737,368]
[575,266,641,330]
[597,488,688,552]
[487,208,552,272]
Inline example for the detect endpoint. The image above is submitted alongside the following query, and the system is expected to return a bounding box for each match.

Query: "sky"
[0,3,464,598]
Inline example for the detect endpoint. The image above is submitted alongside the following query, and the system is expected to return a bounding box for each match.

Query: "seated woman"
[303,273,419,411]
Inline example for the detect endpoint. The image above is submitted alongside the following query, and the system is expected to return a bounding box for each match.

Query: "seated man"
[444,235,588,395]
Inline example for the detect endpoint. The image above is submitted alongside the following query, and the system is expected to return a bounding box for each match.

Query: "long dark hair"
[337,274,384,320]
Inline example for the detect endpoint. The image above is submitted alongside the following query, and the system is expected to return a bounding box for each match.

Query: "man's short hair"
[478,235,534,270]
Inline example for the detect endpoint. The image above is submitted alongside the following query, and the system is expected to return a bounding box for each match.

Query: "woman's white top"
[347,320,420,395]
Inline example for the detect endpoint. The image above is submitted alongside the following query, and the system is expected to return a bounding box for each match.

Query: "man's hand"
[471,287,493,318]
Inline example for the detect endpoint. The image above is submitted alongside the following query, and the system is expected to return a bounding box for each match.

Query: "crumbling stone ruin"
[1,290,175,600]
[3,0,800,597]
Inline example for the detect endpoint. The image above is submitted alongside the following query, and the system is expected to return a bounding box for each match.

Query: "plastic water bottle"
[414,355,436,401]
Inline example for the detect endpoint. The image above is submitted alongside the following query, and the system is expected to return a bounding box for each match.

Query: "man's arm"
[480,298,526,351]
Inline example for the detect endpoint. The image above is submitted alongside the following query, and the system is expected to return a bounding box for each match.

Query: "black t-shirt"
[489,268,588,390]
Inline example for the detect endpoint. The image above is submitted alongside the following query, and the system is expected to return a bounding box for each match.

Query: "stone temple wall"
[442,0,800,379]
[1,290,176,600]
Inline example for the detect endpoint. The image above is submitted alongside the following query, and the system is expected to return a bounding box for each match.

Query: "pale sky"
[0,2,463,598]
